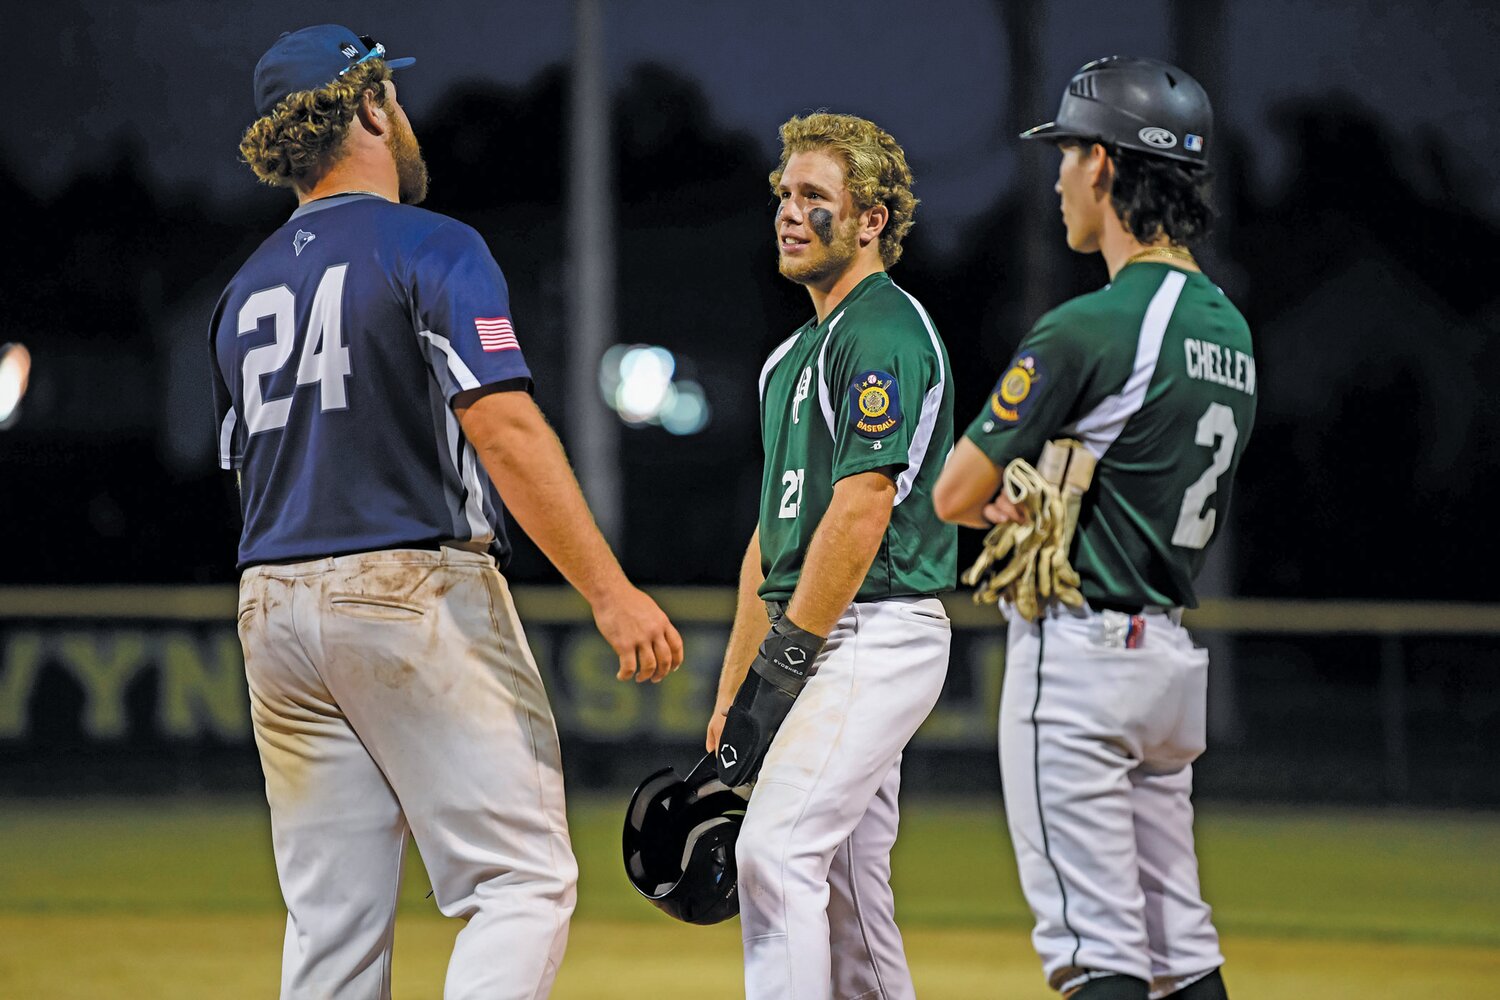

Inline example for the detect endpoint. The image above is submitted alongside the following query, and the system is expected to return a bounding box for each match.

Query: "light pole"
[566,0,623,544]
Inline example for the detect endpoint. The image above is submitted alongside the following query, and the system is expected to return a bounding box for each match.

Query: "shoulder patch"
[988,354,1044,424]
[849,370,902,439]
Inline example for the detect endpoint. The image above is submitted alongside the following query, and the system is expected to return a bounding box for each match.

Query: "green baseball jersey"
[758,272,957,603]
[964,262,1256,609]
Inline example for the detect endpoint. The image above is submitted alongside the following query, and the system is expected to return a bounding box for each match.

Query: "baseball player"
[934,58,1253,1000]
[211,26,682,999]
[705,112,956,1000]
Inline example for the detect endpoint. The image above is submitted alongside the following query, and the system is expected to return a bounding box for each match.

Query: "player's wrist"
[578,566,635,608]
[753,616,826,692]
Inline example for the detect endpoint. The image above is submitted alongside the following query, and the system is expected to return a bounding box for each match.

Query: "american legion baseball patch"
[849,370,902,439]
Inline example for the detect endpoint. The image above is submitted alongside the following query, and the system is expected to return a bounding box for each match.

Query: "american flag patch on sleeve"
[474,316,519,352]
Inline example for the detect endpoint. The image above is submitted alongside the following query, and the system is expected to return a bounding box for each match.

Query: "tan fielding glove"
[962,442,1095,621]
[961,459,1051,617]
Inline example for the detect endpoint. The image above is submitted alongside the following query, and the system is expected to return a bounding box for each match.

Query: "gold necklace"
[1123,245,1196,268]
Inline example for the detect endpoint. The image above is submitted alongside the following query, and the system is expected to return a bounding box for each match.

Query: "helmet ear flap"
[672,815,743,924]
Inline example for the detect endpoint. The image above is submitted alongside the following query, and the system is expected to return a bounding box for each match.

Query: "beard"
[777,215,860,286]
[387,111,430,205]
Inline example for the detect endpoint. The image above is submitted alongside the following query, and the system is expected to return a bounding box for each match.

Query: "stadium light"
[0,343,31,429]
[598,345,711,434]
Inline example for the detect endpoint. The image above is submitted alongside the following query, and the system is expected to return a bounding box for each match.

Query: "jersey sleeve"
[962,309,1094,466]
[407,221,533,403]
[826,308,943,483]
[208,292,242,472]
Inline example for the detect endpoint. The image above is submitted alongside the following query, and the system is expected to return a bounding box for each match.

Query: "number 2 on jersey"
[1172,402,1238,550]
[238,264,351,434]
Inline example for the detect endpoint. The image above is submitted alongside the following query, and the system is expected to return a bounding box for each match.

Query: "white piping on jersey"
[815,311,846,436]
[890,284,946,506]
[417,328,490,542]
[416,329,482,391]
[218,408,238,471]
[758,332,801,402]
[444,406,492,542]
[1064,269,1187,459]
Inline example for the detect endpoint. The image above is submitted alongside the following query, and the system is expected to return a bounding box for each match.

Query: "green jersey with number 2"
[758,272,956,603]
[964,262,1256,609]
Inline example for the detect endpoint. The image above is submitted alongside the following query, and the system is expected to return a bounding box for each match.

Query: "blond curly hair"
[769,112,918,267]
[239,60,391,188]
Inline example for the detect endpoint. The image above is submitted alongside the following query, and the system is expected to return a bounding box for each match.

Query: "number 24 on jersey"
[237,264,352,435]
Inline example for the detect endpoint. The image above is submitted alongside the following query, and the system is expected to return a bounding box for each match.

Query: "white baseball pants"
[237,547,577,1000]
[1000,604,1224,997]
[737,596,952,1000]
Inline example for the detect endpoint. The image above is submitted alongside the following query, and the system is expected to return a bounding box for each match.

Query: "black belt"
[1091,599,1147,616]
[1092,599,1187,618]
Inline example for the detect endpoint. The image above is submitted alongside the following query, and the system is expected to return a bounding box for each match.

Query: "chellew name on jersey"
[1183,338,1255,396]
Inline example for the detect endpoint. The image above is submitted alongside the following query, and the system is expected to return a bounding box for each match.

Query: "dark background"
[2,0,1498,803]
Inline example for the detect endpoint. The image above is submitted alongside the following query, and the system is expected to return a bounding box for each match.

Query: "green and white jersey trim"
[788,290,948,506]
[758,331,802,401]
[757,272,957,601]
[814,311,848,435]
[890,286,948,506]
[1065,269,1187,458]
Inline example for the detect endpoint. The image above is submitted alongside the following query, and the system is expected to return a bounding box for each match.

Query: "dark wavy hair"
[1064,139,1215,245]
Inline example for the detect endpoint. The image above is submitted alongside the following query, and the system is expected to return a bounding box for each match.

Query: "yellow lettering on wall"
[55,633,149,739]
[158,631,249,739]
[653,628,725,738]
[0,633,44,738]
[562,633,640,735]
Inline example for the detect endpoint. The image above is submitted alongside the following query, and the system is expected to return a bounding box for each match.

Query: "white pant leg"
[738,598,950,1000]
[1002,610,1220,994]
[244,549,578,1000]
[1129,621,1223,998]
[1000,615,1153,990]
[312,551,577,1000]
[240,568,409,1000]
[1131,765,1225,998]
[827,757,912,1000]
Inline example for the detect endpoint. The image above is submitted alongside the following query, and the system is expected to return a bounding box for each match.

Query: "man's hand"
[591,584,684,683]
[716,616,827,787]
[705,699,731,752]
[454,390,685,683]
[984,490,1029,526]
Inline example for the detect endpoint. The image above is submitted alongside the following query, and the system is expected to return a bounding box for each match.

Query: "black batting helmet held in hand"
[623,753,747,925]
[1021,56,1213,166]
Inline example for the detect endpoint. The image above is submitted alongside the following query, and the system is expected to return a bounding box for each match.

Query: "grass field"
[1,795,1497,998]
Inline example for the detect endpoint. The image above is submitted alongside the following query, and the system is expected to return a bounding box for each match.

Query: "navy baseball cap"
[253,24,415,118]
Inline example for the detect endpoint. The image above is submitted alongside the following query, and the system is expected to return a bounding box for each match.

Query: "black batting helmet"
[1021,56,1212,166]
[623,753,747,925]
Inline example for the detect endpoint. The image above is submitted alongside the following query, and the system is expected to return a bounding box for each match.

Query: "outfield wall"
[1,587,1496,805]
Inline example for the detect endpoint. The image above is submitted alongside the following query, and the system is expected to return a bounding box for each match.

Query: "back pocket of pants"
[329,595,426,621]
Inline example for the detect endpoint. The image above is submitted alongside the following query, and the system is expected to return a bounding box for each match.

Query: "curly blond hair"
[239,60,391,188]
[769,112,918,267]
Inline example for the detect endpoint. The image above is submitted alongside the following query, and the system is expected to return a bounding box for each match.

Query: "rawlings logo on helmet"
[1138,126,1178,149]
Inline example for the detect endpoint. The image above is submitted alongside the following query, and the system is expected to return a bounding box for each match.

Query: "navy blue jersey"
[210,193,532,568]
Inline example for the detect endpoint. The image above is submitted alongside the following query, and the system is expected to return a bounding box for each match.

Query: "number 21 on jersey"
[779,468,805,518]
[238,264,352,435]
